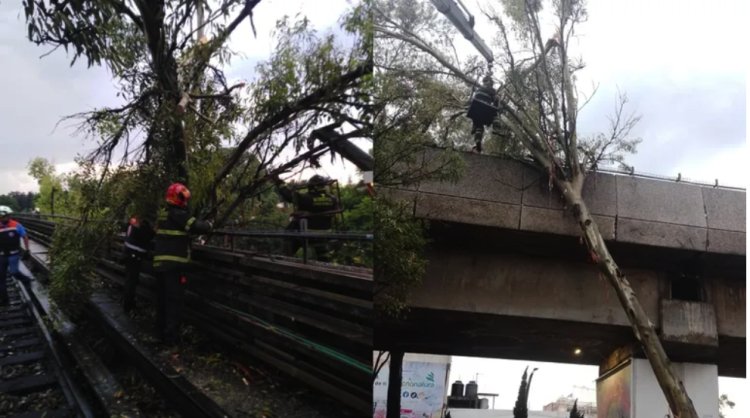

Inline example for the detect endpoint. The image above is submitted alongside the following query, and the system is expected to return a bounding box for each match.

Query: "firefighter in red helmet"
[152,182,212,344]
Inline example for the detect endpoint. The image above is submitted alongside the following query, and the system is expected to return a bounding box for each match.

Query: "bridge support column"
[597,354,719,418]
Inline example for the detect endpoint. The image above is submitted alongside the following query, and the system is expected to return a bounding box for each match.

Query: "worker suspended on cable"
[467,72,498,153]
[152,183,212,344]
[0,206,32,306]
[273,174,340,262]
[121,215,155,314]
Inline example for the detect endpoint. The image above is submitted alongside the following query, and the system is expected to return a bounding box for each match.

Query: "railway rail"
[0,277,87,417]
[0,260,148,417]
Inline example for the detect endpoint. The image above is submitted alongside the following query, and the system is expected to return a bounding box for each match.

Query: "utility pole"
[387,350,404,418]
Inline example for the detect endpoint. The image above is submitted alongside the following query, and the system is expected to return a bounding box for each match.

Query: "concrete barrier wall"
[393,150,745,255]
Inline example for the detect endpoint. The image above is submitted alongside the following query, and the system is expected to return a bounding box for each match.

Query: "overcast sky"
[0,0,357,194]
[459,0,747,187]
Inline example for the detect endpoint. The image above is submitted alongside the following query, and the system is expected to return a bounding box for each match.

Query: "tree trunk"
[556,178,699,418]
[387,350,404,418]
[135,0,189,184]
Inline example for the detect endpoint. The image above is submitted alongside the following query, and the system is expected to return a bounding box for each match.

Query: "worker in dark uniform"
[274,175,339,261]
[152,183,211,343]
[122,215,155,313]
[0,206,32,306]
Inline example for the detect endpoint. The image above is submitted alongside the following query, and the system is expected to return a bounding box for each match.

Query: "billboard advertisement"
[597,361,632,418]
[373,359,448,418]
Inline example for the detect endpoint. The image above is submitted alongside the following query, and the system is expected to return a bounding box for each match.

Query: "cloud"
[0,5,119,194]
[576,72,745,186]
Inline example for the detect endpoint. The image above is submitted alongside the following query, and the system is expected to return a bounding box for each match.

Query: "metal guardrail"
[17,213,373,265]
[19,216,372,414]
[594,165,746,191]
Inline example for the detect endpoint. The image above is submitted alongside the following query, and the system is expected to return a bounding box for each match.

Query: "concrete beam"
[413,248,661,329]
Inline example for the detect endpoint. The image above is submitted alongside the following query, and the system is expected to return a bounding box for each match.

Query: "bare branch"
[374,26,477,86]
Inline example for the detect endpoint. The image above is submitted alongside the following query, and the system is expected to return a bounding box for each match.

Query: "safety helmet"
[308,175,328,188]
[165,183,191,208]
[0,205,13,216]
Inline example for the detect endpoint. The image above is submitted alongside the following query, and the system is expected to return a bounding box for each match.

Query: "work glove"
[22,249,31,261]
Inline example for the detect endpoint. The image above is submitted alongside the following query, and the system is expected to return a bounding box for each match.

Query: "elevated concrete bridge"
[378,150,745,380]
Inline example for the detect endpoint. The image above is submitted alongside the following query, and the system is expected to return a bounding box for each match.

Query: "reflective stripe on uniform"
[312,196,333,206]
[185,217,196,231]
[124,241,148,253]
[156,229,188,236]
[153,254,190,263]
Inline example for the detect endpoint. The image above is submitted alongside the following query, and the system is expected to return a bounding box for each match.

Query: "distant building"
[542,395,597,416]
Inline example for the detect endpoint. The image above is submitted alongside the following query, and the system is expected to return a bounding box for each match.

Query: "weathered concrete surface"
[660,300,718,346]
[411,248,661,329]
[391,150,746,255]
[387,246,746,376]
[412,248,743,341]
[709,276,746,337]
[616,176,707,227]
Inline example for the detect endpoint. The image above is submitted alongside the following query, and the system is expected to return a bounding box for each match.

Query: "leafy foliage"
[719,394,735,418]
[0,192,38,212]
[27,158,72,215]
[374,196,427,316]
[569,399,585,418]
[47,220,116,319]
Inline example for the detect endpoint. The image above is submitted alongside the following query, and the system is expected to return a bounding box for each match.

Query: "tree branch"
[208,62,371,195]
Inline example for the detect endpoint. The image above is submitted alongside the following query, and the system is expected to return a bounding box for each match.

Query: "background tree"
[512,366,537,418]
[27,157,72,215]
[0,192,38,212]
[374,197,427,316]
[719,394,735,418]
[8,192,39,212]
[374,1,698,416]
[0,196,19,212]
[569,399,585,418]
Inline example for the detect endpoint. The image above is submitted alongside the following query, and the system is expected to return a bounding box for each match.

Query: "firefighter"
[274,174,339,261]
[152,183,212,343]
[122,215,155,314]
[0,206,32,306]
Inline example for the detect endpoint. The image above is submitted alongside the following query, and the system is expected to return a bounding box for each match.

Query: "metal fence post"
[300,218,308,263]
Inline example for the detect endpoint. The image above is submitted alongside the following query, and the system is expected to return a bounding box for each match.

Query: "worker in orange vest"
[0,206,32,306]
